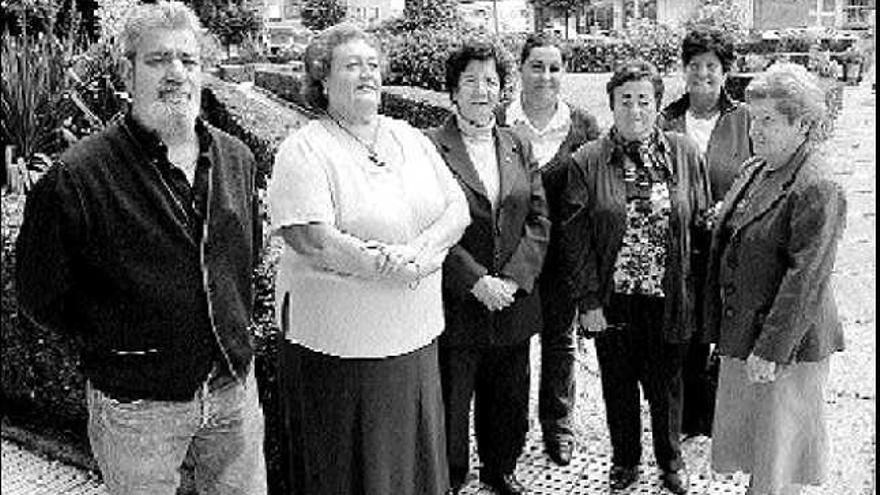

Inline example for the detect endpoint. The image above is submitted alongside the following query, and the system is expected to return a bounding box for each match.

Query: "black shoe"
[609,465,639,490]
[660,470,689,494]
[480,470,527,495]
[545,436,574,466]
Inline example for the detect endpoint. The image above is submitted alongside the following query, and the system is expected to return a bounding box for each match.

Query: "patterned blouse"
[612,153,672,297]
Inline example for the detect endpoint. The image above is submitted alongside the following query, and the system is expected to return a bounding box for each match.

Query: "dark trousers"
[682,341,716,437]
[595,294,686,472]
[439,340,531,485]
[538,279,576,440]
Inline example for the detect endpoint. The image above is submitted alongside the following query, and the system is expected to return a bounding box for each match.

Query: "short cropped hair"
[519,32,565,66]
[301,23,382,111]
[746,62,831,142]
[445,40,510,98]
[606,59,665,110]
[681,26,737,73]
[120,1,204,61]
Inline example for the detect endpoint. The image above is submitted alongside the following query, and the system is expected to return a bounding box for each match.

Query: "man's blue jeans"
[86,366,266,495]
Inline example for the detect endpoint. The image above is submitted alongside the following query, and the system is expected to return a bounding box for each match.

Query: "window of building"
[284,0,301,19]
[843,0,875,27]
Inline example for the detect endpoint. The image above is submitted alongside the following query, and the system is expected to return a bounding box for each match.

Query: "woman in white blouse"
[267,24,469,495]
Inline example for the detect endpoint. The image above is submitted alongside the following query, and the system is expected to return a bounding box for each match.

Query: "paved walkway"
[2,82,874,495]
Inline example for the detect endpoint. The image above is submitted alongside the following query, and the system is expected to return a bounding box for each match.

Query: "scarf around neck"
[609,126,672,199]
[455,107,495,141]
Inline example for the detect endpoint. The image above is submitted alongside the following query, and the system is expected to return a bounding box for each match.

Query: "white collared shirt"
[506,97,572,167]
[685,110,720,155]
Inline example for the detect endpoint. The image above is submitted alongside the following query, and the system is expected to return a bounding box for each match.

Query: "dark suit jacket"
[659,90,753,201]
[703,146,847,363]
[497,104,601,327]
[427,116,550,348]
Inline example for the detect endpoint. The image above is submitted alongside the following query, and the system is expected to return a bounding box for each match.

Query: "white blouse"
[685,110,720,155]
[267,116,467,358]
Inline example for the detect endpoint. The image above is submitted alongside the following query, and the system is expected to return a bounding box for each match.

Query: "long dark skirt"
[278,339,449,495]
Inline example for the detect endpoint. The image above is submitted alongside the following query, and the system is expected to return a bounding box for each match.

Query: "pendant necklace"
[327,113,386,168]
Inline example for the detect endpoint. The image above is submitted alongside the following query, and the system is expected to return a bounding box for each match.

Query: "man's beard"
[139,95,200,141]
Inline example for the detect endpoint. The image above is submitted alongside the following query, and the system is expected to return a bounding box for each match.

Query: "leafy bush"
[253,67,451,129]
[683,0,749,45]
[379,27,470,91]
[254,68,307,108]
[382,86,452,129]
[301,0,346,32]
[1,32,79,167]
[614,18,683,73]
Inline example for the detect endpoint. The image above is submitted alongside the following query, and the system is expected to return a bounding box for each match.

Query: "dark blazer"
[659,90,752,201]
[703,146,847,364]
[562,130,712,343]
[427,116,550,348]
[496,104,601,292]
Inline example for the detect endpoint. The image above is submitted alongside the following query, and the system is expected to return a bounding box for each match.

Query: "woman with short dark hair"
[428,40,550,495]
[496,32,600,466]
[563,59,713,494]
[659,25,754,439]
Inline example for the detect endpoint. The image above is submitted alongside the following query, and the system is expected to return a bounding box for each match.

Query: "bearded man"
[15,2,266,494]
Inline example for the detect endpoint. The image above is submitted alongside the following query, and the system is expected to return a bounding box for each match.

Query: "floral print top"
[612,158,672,297]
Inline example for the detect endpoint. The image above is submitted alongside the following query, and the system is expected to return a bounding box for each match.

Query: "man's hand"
[746,353,777,384]
[471,276,515,312]
[577,308,607,334]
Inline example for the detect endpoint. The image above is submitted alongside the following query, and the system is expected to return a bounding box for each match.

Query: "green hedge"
[374,21,682,92]
[254,67,453,129]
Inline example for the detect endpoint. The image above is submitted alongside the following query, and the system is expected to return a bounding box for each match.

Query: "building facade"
[655,0,875,30]
[458,0,534,34]
[535,0,874,38]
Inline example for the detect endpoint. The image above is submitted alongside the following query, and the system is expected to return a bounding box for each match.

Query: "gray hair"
[301,23,382,111]
[746,62,831,142]
[120,1,205,61]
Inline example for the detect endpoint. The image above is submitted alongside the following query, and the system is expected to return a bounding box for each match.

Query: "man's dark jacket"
[15,117,260,401]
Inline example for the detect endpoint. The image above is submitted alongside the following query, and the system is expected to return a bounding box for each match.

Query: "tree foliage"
[184,0,261,56]
[375,0,465,33]
[301,0,346,32]
[684,0,748,43]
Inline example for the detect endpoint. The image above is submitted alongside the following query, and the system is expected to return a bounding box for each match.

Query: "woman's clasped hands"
[363,240,422,285]
[471,275,518,312]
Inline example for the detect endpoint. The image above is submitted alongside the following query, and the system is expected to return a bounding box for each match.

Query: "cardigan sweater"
[562,130,712,343]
